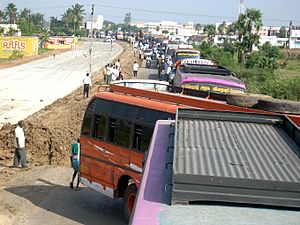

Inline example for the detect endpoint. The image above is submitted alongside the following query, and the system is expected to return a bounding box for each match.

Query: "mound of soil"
[0,42,133,167]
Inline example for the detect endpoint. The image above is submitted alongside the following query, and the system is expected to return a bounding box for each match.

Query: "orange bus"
[80,87,178,220]
[80,82,300,220]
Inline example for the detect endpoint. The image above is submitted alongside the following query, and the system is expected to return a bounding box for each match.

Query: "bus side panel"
[80,137,114,189]
[129,151,144,187]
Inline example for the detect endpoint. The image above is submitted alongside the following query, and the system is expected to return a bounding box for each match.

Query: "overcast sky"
[1,0,300,26]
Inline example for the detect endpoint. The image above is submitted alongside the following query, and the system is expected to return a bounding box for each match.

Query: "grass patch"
[38,48,50,54]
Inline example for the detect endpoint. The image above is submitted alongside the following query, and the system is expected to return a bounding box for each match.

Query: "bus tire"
[226,93,272,108]
[255,99,300,114]
[124,184,137,222]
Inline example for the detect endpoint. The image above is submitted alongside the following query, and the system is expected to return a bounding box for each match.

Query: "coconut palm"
[6,3,18,24]
[70,3,85,32]
[0,10,5,23]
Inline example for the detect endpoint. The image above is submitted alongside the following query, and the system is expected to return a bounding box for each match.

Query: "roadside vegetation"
[196,8,300,101]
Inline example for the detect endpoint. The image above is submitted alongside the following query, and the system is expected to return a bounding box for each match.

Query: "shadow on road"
[5,178,127,225]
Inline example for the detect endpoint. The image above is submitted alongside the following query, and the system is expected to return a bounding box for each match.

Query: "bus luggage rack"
[172,108,300,208]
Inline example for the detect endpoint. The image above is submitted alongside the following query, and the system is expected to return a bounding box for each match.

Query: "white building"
[289,26,300,49]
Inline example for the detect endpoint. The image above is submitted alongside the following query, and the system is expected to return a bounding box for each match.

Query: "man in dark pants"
[70,138,80,191]
[83,73,92,99]
[14,120,26,168]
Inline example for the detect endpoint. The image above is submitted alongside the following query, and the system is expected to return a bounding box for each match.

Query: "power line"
[15,3,300,24]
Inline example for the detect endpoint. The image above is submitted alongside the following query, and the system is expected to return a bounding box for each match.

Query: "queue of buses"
[78,79,300,221]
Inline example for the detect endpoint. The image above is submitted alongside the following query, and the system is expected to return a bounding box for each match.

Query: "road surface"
[0,41,122,127]
[0,165,126,225]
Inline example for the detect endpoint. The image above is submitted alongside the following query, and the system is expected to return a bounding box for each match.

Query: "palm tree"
[194,23,202,34]
[235,8,263,63]
[203,24,216,44]
[0,10,5,23]
[70,4,85,32]
[62,8,73,32]
[6,3,18,24]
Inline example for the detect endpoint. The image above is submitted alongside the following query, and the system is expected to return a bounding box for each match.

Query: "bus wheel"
[124,184,137,221]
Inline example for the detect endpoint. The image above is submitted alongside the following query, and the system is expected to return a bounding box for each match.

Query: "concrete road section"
[0,166,126,225]
[0,41,122,127]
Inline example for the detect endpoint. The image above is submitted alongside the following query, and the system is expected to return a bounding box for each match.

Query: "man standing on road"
[157,56,163,80]
[70,138,80,191]
[83,73,92,99]
[133,61,139,78]
[13,120,26,168]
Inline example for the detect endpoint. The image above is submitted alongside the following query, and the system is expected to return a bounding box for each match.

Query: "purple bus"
[172,59,246,94]
[130,109,300,224]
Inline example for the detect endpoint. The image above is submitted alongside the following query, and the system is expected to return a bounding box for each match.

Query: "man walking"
[13,120,26,168]
[83,73,92,99]
[133,61,139,78]
[70,138,80,191]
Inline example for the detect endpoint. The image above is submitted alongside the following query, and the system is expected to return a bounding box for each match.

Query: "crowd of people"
[103,58,124,84]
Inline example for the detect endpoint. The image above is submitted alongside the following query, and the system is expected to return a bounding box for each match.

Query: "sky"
[1,0,300,26]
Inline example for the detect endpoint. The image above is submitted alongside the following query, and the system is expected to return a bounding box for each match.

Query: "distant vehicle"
[174,49,200,66]
[116,31,124,40]
[143,49,153,59]
[172,59,246,94]
[104,36,115,42]
[99,31,105,38]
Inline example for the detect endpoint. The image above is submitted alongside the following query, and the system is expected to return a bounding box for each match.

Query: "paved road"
[137,59,160,80]
[0,166,126,225]
[0,41,122,127]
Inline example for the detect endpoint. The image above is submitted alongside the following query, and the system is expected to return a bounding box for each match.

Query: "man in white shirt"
[13,120,26,168]
[133,61,139,78]
[83,73,92,99]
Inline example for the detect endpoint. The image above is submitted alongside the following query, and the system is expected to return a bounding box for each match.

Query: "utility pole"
[89,4,95,74]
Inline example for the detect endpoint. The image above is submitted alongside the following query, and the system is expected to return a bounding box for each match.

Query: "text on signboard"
[3,40,26,50]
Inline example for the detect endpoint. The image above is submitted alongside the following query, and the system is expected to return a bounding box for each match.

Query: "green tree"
[226,23,236,36]
[217,22,226,35]
[245,42,280,70]
[194,23,202,34]
[0,27,5,35]
[6,26,17,36]
[124,12,131,28]
[162,30,169,34]
[0,10,5,23]
[70,3,85,31]
[156,26,160,32]
[203,24,216,44]
[235,8,263,63]
[278,26,287,38]
[17,8,31,35]
[5,3,18,24]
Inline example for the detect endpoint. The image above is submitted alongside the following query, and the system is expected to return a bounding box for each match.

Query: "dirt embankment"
[0,42,134,168]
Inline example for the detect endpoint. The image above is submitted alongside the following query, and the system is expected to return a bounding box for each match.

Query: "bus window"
[111,101,137,120]
[81,99,97,136]
[133,125,153,152]
[95,99,111,115]
[108,118,116,142]
[115,120,132,148]
[137,108,174,124]
[93,115,106,140]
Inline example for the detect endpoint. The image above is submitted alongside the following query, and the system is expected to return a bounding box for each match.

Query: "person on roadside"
[111,64,119,81]
[157,55,163,80]
[133,61,139,78]
[70,138,80,191]
[103,64,108,83]
[106,64,113,84]
[115,59,121,71]
[13,120,27,168]
[83,73,92,99]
